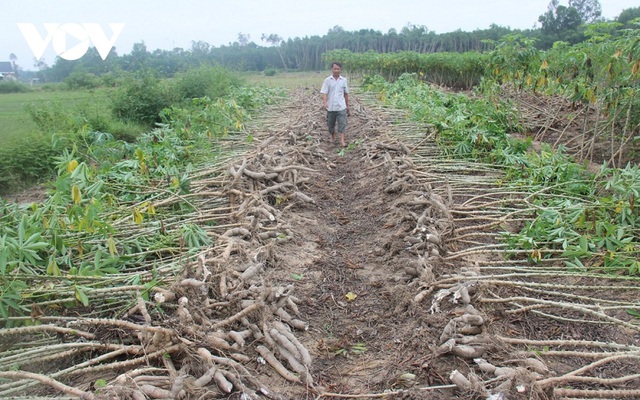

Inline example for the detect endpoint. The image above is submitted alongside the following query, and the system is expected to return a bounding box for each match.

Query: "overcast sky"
[1,0,638,70]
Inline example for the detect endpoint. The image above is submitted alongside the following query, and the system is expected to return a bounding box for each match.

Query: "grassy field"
[0,71,333,143]
[0,92,40,141]
[241,69,370,91]
[242,70,326,89]
[0,89,113,141]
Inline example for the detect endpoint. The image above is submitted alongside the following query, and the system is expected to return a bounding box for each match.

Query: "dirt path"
[249,86,485,399]
[265,88,452,396]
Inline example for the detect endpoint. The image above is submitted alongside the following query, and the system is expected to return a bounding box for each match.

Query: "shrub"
[172,65,241,101]
[110,70,173,126]
[0,132,56,193]
[78,112,141,142]
[100,71,124,88]
[65,72,102,89]
[263,67,277,76]
[24,90,144,146]
[40,83,66,92]
[24,101,81,134]
[105,120,144,142]
[0,81,30,93]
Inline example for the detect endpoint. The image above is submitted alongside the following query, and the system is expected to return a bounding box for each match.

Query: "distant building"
[0,62,16,81]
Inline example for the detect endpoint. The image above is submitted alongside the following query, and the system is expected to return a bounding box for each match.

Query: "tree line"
[14,2,640,82]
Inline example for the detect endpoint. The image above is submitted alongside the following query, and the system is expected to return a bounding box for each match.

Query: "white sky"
[1,0,637,70]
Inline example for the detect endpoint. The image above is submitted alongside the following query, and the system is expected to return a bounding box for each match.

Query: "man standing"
[321,62,349,147]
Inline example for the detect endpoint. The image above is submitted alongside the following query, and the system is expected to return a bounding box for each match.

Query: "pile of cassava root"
[93,109,334,398]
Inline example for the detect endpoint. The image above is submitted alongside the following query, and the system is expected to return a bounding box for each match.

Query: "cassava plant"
[364,72,640,276]
[0,85,282,324]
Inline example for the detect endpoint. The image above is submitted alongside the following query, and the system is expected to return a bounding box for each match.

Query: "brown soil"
[2,86,639,400]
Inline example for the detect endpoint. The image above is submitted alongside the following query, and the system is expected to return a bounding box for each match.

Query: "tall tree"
[190,40,212,66]
[539,1,582,32]
[123,42,150,71]
[261,33,287,70]
[9,53,17,69]
[237,33,251,46]
[538,0,584,47]
[569,0,602,23]
[617,7,640,27]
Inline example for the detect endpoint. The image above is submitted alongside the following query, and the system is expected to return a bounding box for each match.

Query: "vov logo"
[18,23,125,61]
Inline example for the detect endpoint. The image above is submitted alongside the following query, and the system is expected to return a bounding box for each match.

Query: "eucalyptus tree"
[261,33,288,70]
[569,0,602,23]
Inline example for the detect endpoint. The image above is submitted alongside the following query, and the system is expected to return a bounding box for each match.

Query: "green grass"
[0,88,122,194]
[0,89,112,141]
[0,92,39,141]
